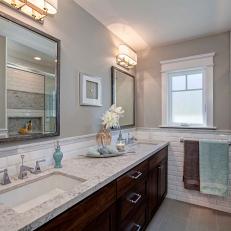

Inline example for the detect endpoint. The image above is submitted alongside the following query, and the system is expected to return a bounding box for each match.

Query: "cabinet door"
[83,205,116,231]
[158,159,167,203]
[38,182,116,231]
[147,165,159,219]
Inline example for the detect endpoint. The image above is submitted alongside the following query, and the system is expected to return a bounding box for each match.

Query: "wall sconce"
[116,44,137,69]
[0,0,58,23]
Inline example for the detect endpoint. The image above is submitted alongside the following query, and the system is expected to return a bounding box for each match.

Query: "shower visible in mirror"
[0,13,60,143]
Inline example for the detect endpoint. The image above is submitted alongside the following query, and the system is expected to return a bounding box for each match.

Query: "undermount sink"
[0,172,86,213]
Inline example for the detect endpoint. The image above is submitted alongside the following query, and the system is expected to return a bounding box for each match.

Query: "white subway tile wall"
[7,67,44,94]
[0,129,134,178]
[136,128,231,213]
[0,128,230,213]
[0,137,96,178]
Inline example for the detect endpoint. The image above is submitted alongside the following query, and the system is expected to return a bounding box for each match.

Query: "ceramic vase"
[53,141,63,168]
[96,125,112,147]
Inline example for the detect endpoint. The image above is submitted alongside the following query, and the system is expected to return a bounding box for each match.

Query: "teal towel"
[199,141,229,197]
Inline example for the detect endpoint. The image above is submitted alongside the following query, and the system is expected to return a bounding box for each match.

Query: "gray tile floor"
[146,199,231,231]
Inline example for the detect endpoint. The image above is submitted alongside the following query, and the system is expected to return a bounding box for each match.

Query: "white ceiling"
[8,40,56,73]
[74,0,231,51]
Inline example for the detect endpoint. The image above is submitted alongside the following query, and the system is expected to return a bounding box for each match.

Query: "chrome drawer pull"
[129,171,142,179]
[127,193,142,204]
[133,223,142,231]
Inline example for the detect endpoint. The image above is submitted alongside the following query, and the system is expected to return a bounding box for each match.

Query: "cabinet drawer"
[118,179,146,222]
[120,203,146,231]
[38,182,116,231]
[149,147,167,169]
[117,161,148,198]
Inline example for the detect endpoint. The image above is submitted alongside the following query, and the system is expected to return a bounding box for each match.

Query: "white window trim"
[160,52,215,128]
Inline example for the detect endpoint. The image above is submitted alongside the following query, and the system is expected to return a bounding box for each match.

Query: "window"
[161,53,215,128]
[169,70,204,126]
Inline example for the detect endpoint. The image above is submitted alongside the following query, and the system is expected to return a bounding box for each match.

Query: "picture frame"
[79,73,102,107]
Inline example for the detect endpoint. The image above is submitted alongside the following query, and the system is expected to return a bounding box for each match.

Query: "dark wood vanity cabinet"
[158,158,168,201]
[147,147,168,220]
[38,146,168,231]
[38,182,116,231]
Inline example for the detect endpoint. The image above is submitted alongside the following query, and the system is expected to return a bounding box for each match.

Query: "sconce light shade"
[0,0,58,22]
[116,44,137,69]
[44,0,57,14]
[27,0,45,10]
[3,0,25,8]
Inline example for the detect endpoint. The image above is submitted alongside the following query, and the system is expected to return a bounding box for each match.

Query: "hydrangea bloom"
[102,104,125,129]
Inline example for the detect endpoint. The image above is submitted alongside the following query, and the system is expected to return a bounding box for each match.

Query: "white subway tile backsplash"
[0,129,135,178]
[137,128,231,213]
[0,128,230,213]
[7,165,17,177]
[7,154,21,166]
[0,158,7,169]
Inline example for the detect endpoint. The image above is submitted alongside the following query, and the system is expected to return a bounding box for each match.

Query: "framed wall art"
[79,73,102,107]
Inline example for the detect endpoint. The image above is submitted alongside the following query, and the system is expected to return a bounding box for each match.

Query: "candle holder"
[116,131,126,152]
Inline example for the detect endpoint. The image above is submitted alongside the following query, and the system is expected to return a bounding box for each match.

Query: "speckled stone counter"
[0,142,168,231]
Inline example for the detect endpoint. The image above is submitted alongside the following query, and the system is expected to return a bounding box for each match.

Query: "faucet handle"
[0,169,6,174]
[20,155,25,165]
[34,159,45,174]
[0,169,11,185]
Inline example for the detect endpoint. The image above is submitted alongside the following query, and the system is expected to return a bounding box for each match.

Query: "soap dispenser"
[53,141,63,168]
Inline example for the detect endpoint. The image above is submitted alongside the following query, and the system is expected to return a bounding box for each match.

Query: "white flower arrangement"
[102,104,125,129]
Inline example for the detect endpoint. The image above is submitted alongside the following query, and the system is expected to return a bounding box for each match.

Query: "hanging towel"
[199,141,229,197]
[183,140,200,191]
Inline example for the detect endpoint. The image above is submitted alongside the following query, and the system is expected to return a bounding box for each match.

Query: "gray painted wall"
[0,36,6,129]
[136,32,231,130]
[0,0,132,139]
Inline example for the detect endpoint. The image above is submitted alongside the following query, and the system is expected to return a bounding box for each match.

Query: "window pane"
[171,75,186,91]
[187,72,203,89]
[172,90,203,124]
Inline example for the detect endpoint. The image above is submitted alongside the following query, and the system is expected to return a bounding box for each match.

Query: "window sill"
[159,125,217,130]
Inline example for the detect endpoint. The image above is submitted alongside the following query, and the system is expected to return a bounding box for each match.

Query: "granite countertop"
[0,141,168,231]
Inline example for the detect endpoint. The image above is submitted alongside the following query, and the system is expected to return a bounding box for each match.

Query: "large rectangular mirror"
[111,66,135,128]
[0,12,60,143]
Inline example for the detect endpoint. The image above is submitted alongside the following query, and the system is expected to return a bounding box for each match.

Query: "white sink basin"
[0,172,86,213]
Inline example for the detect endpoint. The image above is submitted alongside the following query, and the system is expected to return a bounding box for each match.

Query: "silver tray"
[85,152,126,158]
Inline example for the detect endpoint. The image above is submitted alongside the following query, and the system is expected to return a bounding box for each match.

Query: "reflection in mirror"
[0,13,60,142]
[111,67,135,128]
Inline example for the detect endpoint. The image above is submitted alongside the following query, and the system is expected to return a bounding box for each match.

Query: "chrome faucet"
[34,159,46,174]
[0,169,11,185]
[18,155,34,179]
[126,133,138,144]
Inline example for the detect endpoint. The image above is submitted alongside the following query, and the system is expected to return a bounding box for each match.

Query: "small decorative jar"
[53,141,63,168]
[116,131,126,152]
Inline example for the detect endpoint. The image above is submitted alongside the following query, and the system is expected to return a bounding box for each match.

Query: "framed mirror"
[0,12,60,143]
[111,66,135,128]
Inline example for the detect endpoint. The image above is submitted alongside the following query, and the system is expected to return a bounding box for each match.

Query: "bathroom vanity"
[37,144,168,231]
[0,142,168,231]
